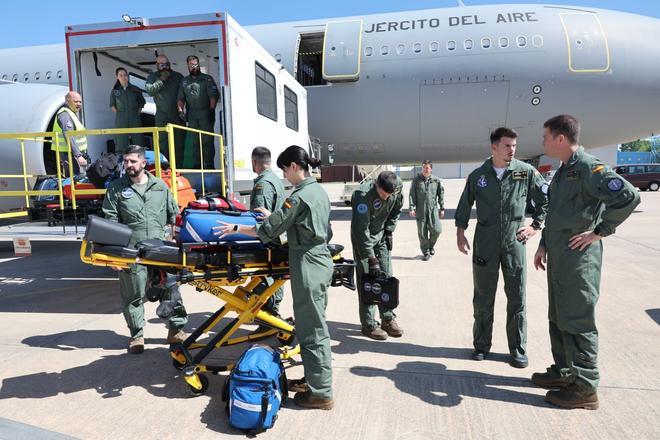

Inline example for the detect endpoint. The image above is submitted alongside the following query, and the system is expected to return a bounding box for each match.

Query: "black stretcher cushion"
[93,244,139,259]
[85,215,133,247]
[137,239,204,266]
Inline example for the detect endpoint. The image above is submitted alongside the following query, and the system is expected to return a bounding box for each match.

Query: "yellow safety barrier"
[0,124,225,220]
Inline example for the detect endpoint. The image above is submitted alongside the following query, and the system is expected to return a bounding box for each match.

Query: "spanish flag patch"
[284,199,293,209]
[592,165,605,174]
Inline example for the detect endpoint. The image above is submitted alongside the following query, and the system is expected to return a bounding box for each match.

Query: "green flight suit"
[109,84,145,150]
[540,147,639,393]
[350,178,403,330]
[177,73,220,169]
[102,173,187,338]
[409,173,445,255]
[250,168,286,314]
[145,70,186,163]
[257,177,333,399]
[455,158,548,357]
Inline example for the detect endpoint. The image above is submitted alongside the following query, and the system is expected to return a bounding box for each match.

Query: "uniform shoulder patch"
[607,177,624,192]
[592,165,605,174]
[356,203,368,214]
[283,198,294,209]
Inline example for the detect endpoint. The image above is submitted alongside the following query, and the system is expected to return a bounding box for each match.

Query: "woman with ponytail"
[214,145,334,410]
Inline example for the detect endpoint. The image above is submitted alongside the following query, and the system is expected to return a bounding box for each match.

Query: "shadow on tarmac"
[328,321,512,364]
[646,309,660,325]
[350,361,549,408]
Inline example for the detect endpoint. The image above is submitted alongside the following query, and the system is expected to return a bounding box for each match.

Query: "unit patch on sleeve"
[607,177,624,192]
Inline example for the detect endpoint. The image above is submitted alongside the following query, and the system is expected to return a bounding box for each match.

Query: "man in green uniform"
[145,55,186,163]
[455,127,548,368]
[110,67,145,150]
[351,171,404,340]
[409,160,445,260]
[177,55,220,169]
[102,145,188,354]
[250,146,286,315]
[533,115,640,409]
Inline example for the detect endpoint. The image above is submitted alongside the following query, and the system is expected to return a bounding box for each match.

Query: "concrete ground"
[0,180,658,440]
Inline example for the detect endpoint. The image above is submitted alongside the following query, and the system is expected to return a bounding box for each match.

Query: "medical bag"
[222,344,287,434]
[178,209,260,243]
[359,274,399,309]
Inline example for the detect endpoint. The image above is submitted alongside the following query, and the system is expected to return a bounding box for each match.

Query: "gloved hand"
[384,230,393,251]
[368,257,382,277]
[208,110,216,126]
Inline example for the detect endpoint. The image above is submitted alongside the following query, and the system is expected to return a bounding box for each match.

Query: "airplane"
[1,3,659,171]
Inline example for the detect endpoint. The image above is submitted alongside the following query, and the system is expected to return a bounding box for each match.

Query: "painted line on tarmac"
[45,277,118,281]
[0,257,22,263]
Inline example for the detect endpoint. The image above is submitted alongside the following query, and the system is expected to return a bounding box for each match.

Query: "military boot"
[128,336,144,354]
[288,378,309,393]
[381,319,403,337]
[545,384,599,410]
[531,368,572,389]
[361,325,388,340]
[293,391,334,410]
[167,328,187,344]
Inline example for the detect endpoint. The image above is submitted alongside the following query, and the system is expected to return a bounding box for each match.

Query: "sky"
[2,0,659,49]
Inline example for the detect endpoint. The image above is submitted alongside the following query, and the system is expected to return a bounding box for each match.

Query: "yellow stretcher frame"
[0,124,226,219]
[80,239,300,395]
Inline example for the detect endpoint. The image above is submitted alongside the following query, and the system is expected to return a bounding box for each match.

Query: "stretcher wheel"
[188,374,209,396]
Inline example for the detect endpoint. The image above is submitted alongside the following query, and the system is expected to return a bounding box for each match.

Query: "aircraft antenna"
[457,0,466,6]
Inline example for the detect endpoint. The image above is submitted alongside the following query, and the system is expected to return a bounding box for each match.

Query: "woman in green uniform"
[110,67,145,149]
[213,145,334,410]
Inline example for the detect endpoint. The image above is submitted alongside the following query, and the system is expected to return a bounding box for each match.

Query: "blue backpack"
[223,344,287,434]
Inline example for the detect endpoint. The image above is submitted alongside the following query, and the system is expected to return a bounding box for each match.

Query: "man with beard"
[145,55,185,163]
[455,127,548,368]
[177,55,220,169]
[102,145,188,354]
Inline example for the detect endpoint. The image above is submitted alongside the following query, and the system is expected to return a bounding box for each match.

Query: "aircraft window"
[481,38,491,49]
[499,37,509,48]
[447,40,456,51]
[1,74,6,81]
[23,73,30,82]
[429,41,439,53]
[380,45,389,56]
[34,72,40,81]
[517,36,527,47]
[364,46,373,57]
[464,39,474,50]
[413,42,422,54]
[45,71,52,80]
[57,70,63,79]
[396,44,406,55]
[284,85,299,131]
[255,62,277,122]
[12,74,18,82]
[532,35,544,47]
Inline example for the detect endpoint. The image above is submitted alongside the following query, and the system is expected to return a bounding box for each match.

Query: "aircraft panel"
[322,20,362,81]
[559,13,610,72]
[420,81,509,150]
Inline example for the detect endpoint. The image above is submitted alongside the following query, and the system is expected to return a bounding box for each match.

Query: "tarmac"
[0,179,658,440]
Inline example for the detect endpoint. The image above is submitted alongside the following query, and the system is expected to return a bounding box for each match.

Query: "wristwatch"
[233,224,239,232]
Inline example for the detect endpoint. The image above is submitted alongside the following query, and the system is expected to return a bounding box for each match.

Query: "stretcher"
[80,215,355,395]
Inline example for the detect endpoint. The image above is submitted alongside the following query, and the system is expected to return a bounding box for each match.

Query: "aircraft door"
[322,20,363,81]
[559,13,610,72]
